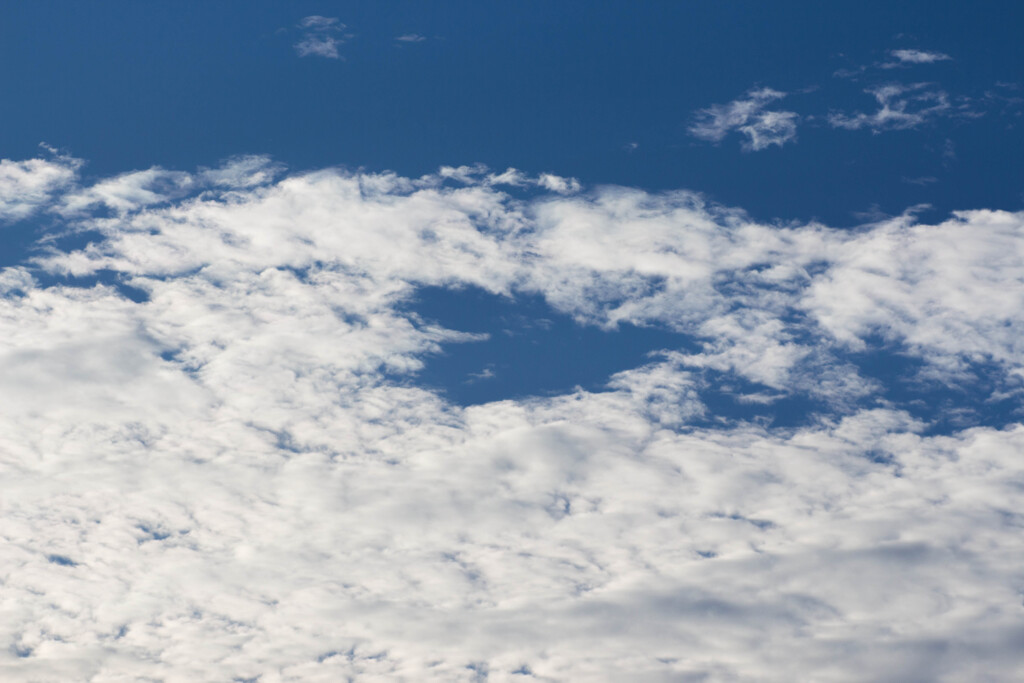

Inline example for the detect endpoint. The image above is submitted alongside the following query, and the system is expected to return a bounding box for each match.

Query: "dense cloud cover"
[2,153,1023,681]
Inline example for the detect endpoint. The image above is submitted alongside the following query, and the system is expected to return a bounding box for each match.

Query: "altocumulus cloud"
[2,152,1024,681]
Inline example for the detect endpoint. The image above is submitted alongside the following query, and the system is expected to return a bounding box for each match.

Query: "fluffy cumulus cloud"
[2,153,1024,680]
[689,88,799,151]
[0,152,80,222]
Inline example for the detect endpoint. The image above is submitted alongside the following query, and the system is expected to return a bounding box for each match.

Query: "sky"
[1,2,1023,681]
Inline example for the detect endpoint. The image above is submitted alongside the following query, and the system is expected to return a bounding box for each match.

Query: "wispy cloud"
[689,88,799,151]
[395,33,426,43]
[885,48,953,66]
[294,15,349,59]
[829,83,953,132]
[837,48,953,77]
[299,16,341,31]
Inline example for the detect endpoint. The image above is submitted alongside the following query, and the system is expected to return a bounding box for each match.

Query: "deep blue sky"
[1,1,1021,227]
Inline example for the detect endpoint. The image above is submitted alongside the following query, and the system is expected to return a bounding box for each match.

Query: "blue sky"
[2,3,1024,681]
[2,1,1021,225]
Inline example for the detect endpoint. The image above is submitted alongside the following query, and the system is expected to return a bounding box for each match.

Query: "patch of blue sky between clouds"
[406,285,697,406]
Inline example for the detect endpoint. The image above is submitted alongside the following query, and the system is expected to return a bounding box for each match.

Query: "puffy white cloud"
[3,154,1024,679]
[536,172,581,194]
[689,88,799,151]
[804,209,1024,370]
[0,153,80,223]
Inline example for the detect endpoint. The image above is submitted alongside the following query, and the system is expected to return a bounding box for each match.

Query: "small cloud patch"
[689,88,799,151]
[294,16,350,59]
[887,49,953,66]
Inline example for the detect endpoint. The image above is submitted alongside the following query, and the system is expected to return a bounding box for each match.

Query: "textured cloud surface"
[2,154,1024,681]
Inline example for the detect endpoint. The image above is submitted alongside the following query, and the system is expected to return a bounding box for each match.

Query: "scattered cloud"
[0,150,80,223]
[294,16,349,59]
[299,15,342,31]
[4,153,1024,679]
[837,48,953,77]
[536,172,582,194]
[886,48,953,66]
[689,88,799,151]
[829,83,952,132]
[395,33,427,43]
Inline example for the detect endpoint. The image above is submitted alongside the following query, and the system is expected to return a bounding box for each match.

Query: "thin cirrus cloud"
[294,15,349,59]
[2,151,1024,679]
[688,87,800,151]
[828,82,953,132]
[395,33,427,43]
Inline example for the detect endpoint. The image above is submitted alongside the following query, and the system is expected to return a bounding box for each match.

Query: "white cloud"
[804,209,1024,369]
[689,88,800,151]
[3,154,1024,679]
[396,34,426,43]
[739,109,800,151]
[829,83,952,132]
[294,16,349,59]
[199,154,285,188]
[536,172,582,194]
[0,153,80,223]
[57,167,193,216]
[887,49,953,66]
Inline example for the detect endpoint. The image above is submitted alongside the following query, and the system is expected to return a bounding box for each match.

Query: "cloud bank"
[1,153,1023,680]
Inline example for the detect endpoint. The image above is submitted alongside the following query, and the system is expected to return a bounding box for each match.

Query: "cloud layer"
[1,154,1023,680]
